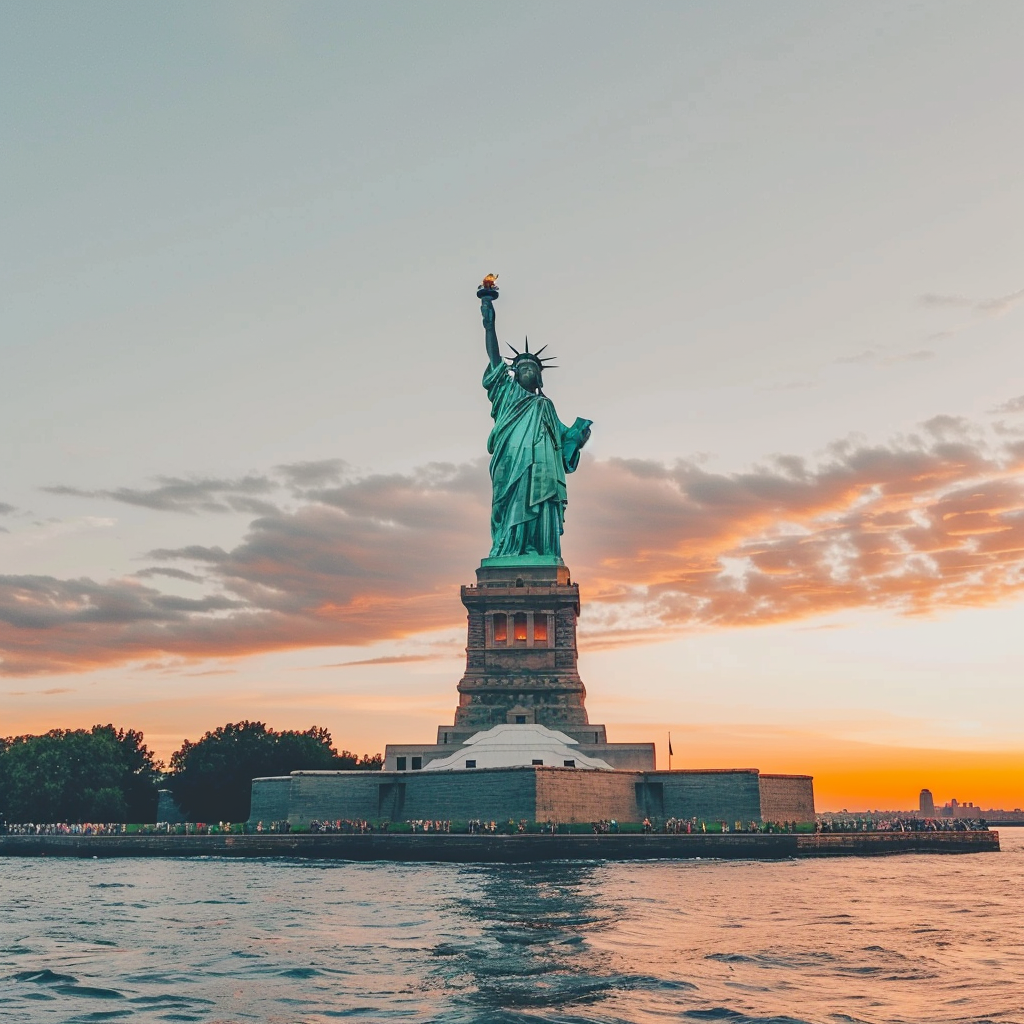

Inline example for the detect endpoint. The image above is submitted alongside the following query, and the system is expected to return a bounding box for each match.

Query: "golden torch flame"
[481,273,498,289]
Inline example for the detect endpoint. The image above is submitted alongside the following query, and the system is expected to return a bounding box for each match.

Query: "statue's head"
[507,339,556,394]
[512,355,543,392]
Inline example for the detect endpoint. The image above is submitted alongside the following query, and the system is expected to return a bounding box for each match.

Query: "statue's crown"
[505,337,557,372]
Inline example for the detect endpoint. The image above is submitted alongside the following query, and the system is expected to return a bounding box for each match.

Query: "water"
[2,830,1021,1024]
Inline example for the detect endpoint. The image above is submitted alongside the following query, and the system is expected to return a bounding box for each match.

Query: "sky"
[2,3,1023,811]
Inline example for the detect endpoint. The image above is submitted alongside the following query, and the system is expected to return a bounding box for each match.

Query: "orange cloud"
[570,428,1024,638]
[3,416,1024,674]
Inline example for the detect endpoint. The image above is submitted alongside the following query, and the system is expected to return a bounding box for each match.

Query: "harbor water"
[2,829,1020,1024]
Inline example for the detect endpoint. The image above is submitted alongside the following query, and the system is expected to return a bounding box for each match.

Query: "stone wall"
[287,773,382,823]
[249,777,293,823]
[759,774,816,823]
[643,770,763,823]
[535,769,638,823]
[280,768,540,824]
[402,768,537,821]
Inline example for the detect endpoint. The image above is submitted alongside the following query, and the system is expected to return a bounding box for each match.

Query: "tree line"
[0,721,382,825]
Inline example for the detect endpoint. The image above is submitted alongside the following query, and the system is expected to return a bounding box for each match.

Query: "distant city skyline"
[2,4,1023,809]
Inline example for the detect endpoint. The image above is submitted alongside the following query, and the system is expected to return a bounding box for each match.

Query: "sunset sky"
[2,4,1023,811]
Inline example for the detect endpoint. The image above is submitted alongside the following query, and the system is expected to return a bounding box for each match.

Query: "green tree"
[336,749,384,771]
[167,721,381,822]
[0,725,161,823]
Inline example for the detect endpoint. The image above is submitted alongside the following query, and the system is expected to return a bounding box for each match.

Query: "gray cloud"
[148,544,230,563]
[919,293,972,309]
[975,288,1024,317]
[7,687,75,696]
[42,475,279,515]
[0,575,246,673]
[991,395,1024,415]
[919,287,1024,319]
[0,503,16,516]
[758,378,817,392]
[275,459,349,489]
[836,348,935,367]
[882,349,934,365]
[134,567,207,583]
[326,654,447,668]
[835,350,878,365]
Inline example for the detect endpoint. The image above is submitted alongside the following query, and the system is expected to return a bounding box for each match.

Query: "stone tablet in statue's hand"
[566,418,593,452]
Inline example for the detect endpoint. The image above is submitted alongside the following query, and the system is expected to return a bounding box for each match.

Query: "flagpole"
[668,731,672,771]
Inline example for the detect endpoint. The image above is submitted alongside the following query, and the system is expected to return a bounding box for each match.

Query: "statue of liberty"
[478,277,592,560]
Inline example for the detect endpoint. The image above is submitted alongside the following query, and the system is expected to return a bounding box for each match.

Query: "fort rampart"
[249,765,815,827]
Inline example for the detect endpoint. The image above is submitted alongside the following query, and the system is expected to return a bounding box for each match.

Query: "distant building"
[941,798,981,818]
[919,788,935,816]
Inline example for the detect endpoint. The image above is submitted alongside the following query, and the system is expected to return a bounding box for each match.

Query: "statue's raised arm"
[474,275,592,562]
[481,297,501,368]
[479,275,501,368]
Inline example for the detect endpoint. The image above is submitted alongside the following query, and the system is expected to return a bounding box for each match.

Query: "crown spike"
[523,336,530,353]
[534,344,548,357]
[507,343,520,356]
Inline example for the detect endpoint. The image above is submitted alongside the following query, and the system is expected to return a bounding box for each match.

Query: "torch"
[477,273,499,300]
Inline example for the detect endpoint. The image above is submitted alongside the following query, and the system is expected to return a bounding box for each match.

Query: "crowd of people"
[1,822,127,835]
[135,822,247,834]
[1,816,992,836]
[308,819,380,833]
[0,821,293,836]
[816,816,989,832]
[658,818,806,833]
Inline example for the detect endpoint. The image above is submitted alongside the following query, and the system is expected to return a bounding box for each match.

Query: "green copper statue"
[478,278,592,560]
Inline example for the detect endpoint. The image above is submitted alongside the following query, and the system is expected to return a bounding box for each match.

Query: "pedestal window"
[533,615,548,644]
[492,613,507,643]
[513,613,528,643]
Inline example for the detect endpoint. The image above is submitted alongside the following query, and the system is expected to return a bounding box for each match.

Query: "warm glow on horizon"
[5,694,1021,812]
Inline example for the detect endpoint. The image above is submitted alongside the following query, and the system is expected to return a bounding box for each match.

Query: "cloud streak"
[991,395,1024,415]
[325,654,449,668]
[919,286,1024,319]
[39,460,356,518]
[4,414,1024,674]
[42,475,280,516]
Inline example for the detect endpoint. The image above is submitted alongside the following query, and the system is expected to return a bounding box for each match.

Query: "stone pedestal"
[454,557,589,731]
[384,557,656,772]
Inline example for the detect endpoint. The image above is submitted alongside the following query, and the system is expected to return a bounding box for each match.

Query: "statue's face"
[514,360,542,392]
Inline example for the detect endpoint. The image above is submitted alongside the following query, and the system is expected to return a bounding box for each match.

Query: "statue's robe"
[484,361,591,558]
